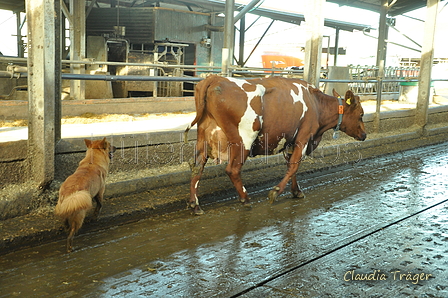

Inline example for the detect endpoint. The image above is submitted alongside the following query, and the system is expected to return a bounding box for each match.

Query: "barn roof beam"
[86,0,99,17]
[327,0,430,17]
[149,0,372,32]
[242,19,275,67]
[233,0,262,23]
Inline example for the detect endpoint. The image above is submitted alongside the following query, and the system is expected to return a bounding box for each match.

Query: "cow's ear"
[84,139,92,148]
[345,90,356,106]
[332,89,340,98]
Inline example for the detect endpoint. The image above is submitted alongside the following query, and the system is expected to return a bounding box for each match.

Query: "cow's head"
[333,89,367,141]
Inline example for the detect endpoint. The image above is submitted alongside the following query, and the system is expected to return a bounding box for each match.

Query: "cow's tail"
[184,77,212,143]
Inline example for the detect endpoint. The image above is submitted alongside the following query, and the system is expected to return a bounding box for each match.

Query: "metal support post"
[69,0,86,100]
[374,0,389,133]
[15,12,25,58]
[416,0,439,131]
[333,28,340,66]
[26,0,61,188]
[238,15,245,67]
[222,0,235,77]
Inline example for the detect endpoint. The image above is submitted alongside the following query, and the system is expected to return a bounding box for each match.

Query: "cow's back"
[194,75,319,159]
[194,75,265,161]
[249,77,319,156]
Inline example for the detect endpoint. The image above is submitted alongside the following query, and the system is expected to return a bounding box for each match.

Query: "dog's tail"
[55,190,92,252]
[55,190,92,220]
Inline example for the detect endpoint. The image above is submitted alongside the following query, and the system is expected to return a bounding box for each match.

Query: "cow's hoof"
[192,206,205,215]
[268,187,280,204]
[241,199,252,208]
[292,190,305,199]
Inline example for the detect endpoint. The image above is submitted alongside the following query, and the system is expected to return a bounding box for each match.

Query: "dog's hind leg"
[66,210,86,253]
[93,190,104,220]
[66,226,76,253]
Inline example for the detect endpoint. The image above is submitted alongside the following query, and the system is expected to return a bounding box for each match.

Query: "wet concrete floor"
[1,142,448,297]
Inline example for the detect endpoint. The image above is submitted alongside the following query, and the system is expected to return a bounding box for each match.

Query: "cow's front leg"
[225,143,251,207]
[285,153,305,199]
[290,174,305,199]
[269,141,307,203]
[188,142,208,215]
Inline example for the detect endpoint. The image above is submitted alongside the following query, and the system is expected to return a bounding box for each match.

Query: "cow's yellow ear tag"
[346,98,351,105]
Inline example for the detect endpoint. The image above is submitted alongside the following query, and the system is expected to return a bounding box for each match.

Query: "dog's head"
[84,138,117,160]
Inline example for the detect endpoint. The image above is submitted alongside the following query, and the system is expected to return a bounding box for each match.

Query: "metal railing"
[347,65,420,95]
[1,58,445,99]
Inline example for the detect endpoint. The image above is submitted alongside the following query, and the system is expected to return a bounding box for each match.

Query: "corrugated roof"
[1,0,433,19]
[141,0,373,31]
[0,0,24,12]
[327,0,430,17]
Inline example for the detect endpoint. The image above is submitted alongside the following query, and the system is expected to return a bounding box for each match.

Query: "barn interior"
[0,0,447,239]
[1,3,448,296]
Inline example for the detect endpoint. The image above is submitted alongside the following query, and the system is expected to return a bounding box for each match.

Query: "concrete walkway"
[1,94,448,143]
[1,142,447,297]
[0,112,196,142]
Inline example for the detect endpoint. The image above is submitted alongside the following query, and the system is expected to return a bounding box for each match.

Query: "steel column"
[26,0,61,188]
[416,0,439,130]
[333,28,340,66]
[69,0,86,100]
[15,12,25,58]
[222,0,235,76]
[375,0,389,72]
[238,15,245,67]
[373,0,389,133]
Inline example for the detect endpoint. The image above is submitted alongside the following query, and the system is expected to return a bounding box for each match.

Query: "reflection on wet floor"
[0,142,447,297]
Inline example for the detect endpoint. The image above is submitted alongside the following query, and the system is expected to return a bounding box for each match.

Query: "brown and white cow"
[185,75,366,214]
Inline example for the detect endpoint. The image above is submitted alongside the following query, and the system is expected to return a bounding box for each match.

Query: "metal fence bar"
[4,58,437,86]
[61,74,203,82]
[345,65,422,94]
[2,69,447,83]
[0,57,306,75]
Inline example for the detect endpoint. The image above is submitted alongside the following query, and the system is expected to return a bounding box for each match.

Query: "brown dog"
[55,137,116,252]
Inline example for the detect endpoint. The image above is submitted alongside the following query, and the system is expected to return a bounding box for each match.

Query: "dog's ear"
[100,137,108,149]
[84,139,92,148]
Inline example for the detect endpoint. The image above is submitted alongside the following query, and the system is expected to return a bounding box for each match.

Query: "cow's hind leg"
[188,142,208,215]
[269,141,307,203]
[225,143,251,207]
